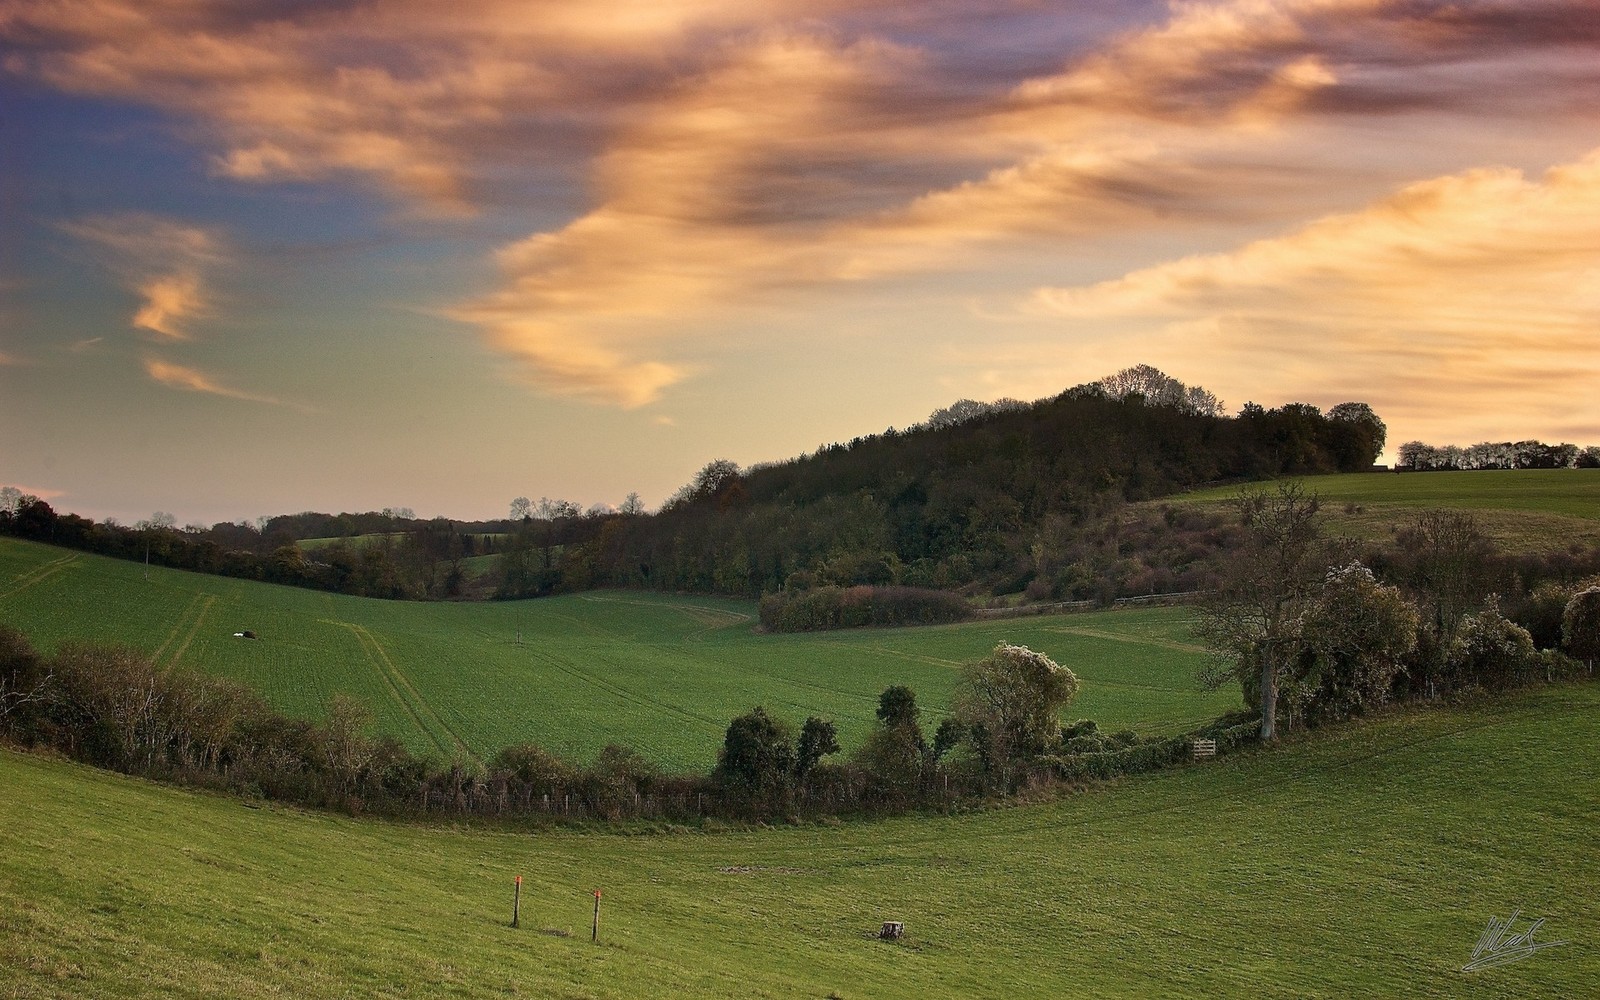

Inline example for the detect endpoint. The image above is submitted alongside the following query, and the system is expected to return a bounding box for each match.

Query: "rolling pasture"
[1172,468,1600,551]
[0,538,1235,769]
[3,681,1595,998]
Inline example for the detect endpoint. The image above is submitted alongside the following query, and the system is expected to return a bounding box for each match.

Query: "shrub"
[1562,587,1600,671]
[758,586,970,632]
[954,643,1079,788]
[713,706,794,815]
[492,743,576,793]
[1449,599,1538,690]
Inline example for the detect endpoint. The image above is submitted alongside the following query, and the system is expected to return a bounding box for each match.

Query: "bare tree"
[1195,482,1329,741]
[1395,509,1495,693]
[0,626,51,724]
[1097,364,1224,416]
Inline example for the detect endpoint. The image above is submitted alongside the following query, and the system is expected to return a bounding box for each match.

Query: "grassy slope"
[4,681,1596,999]
[0,538,1234,769]
[1170,469,1600,551]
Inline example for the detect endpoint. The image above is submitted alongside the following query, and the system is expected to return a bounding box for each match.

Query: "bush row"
[757,585,972,632]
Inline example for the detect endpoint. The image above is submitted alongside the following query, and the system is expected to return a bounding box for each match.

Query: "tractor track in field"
[328,620,477,765]
[577,595,752,641]
[0,553,79,601]
[155,594,216,670]
[1042,625,1209,655]
[813,639,963,670]
[521,646,723,730]
[152,594,206,664]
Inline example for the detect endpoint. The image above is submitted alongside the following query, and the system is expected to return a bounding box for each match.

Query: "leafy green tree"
[930,717,965,762]
[1195,482,1329,740]
[875,685,921,732]
[1327,402,1387,469]
[795,716,839,780]
[713,706,793,813]
[1289,563,1418,725]
[953,642,1079,784]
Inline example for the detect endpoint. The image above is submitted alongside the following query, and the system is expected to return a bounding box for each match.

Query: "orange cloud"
[1028,147,1600,443]
[2,0,858,214]
[12,0,1600,406]
[143,357,303,409]
[455,32,913,405]
[60,214,226,340]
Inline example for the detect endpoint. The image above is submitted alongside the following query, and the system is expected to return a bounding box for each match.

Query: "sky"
[3,0,1599,526]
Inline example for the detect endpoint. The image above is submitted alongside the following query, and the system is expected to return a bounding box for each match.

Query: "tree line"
[1396,439,1600,471]
[0,495,613,601]
[0,627,1248,824]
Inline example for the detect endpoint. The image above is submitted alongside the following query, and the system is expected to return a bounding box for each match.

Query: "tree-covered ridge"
[1,367,1387,602]
[574,373,1388,598]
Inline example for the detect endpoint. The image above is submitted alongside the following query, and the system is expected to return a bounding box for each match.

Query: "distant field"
[1172,469,1600,550]
[3,681,1595,998]
[0,538,1235,769]
[1180,469,1600,516]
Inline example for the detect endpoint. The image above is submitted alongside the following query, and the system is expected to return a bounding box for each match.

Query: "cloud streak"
[60,214,227,340]
[143,356,308,410]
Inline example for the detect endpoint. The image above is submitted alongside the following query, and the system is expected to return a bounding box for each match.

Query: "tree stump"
[879,921,904,940]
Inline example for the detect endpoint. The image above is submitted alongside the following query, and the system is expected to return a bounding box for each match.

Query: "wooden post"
[511,876,522,928]
[591,889,601,942]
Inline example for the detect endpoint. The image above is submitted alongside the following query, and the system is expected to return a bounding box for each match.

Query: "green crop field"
[0,538,1236,769]
[3,680,1596,999]
[1170,469,1600,551]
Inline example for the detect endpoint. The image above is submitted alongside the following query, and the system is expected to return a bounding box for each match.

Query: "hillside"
[1169,469,1600,553]
[1,370,1387,603]
[4,681,1596,998]
[0,537,1236,769]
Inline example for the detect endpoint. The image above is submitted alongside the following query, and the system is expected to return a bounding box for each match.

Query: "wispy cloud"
[143,356,309,411]
[1028,147,1600,442]
[60,214,227,340]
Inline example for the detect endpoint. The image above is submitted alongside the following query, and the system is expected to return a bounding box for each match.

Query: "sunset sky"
[4,0,1599,526]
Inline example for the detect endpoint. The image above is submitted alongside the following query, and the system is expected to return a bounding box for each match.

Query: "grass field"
[0,538,1235,769]
[1171,469,1600,550]
[3,680,1595,998]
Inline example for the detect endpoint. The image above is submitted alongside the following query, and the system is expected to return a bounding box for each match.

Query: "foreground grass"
[1171,469,1600,551]
[3,681,1596,998]
[0,538,1233,768]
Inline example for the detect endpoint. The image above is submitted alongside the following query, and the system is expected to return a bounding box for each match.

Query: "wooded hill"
[552,370,1387,601]
[1,368,1386,603]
